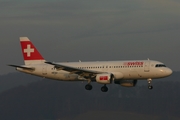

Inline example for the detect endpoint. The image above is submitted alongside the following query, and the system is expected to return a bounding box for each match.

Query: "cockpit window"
[155,64,166,67]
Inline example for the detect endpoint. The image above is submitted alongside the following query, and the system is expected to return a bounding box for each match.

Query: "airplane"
[9,37,173,92]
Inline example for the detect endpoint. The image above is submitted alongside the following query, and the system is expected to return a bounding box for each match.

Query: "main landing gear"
[147,78,153,90]
[85,84,108,92]
[85,79,93,90]
[101,85,108,92]
[85,84,92,90]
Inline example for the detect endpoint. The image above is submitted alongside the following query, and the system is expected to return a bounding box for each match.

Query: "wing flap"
[45,61,104,77]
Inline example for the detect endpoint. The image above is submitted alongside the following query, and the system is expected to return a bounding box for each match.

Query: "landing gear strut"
[85,79,92,90]
[101,85,108,92]
[147,78,153,89]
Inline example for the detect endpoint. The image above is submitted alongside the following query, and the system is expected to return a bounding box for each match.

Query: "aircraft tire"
[148,85,153,90]
[101,86,108,92]
[85,84,92,90]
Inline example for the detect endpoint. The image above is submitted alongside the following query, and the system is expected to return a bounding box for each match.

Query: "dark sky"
[1,0,180,74]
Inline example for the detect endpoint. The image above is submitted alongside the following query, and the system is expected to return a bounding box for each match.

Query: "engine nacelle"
[114,80,137,87]
[96,73,113,84]
[111,72,123,80]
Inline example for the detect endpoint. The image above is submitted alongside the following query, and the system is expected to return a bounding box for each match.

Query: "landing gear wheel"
[148,85,153,90]
[101,85,108,92]
[85,84,92,90]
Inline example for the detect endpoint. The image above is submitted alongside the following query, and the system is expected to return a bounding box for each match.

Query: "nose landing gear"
[147,78,153,89]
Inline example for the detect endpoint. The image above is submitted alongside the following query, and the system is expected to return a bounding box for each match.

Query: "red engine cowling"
[96,74,113,84]
[114,80,137,87]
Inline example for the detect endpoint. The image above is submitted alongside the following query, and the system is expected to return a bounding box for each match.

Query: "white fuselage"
[17,60,172,82]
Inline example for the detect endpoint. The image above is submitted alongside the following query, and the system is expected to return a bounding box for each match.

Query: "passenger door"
[144,61,150,72]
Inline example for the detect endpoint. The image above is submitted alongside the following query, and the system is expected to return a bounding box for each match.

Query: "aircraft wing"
[45,62,105,77]
[8,64,35,70]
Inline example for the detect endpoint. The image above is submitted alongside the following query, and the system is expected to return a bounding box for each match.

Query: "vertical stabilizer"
[20,37,45,65]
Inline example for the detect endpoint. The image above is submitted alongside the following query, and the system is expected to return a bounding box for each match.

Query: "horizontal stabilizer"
[8,64,35,70]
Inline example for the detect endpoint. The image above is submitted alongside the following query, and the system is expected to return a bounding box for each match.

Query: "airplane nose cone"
[166,68,173,76]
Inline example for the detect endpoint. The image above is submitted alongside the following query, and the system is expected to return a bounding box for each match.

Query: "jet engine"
[114,80,137,87]
[96,74,113,84]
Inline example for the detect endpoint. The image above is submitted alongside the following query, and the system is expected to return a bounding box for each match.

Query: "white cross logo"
[24,44,34,57]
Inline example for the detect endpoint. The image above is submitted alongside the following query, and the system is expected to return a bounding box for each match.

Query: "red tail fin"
[20,37,45,65]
